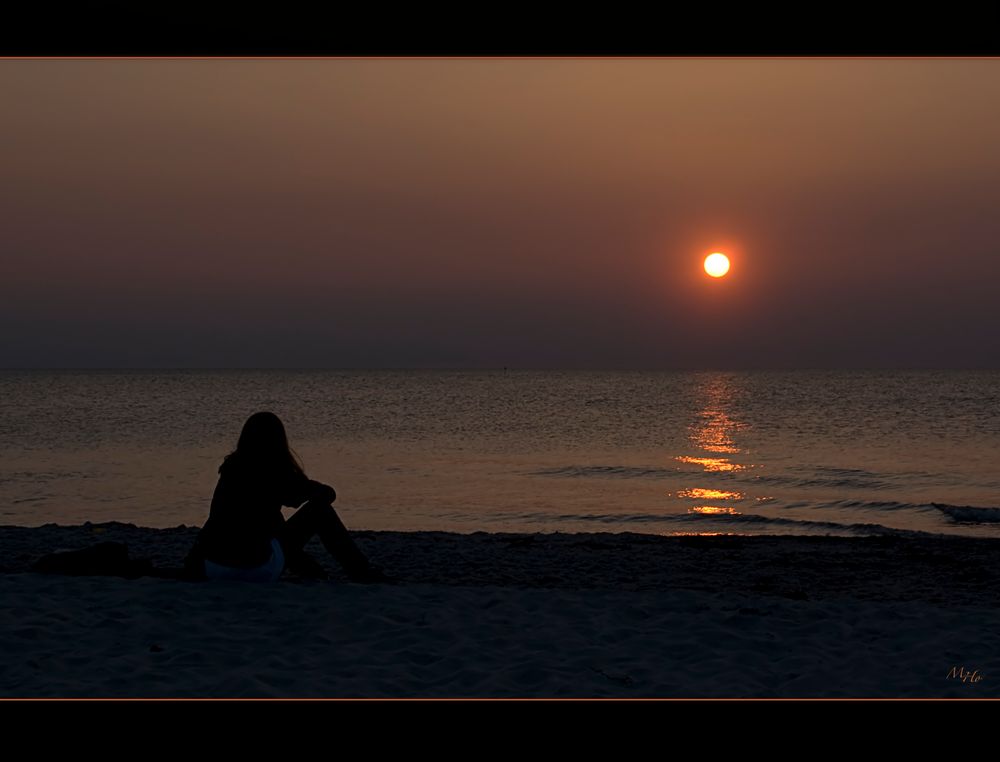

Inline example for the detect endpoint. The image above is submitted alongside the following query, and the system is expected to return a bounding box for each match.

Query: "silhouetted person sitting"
[184,411,385,583]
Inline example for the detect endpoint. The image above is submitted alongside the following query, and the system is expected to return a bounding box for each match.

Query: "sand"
[2,522,999,698]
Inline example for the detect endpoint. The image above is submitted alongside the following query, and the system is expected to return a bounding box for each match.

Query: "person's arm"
[282,471,336,508]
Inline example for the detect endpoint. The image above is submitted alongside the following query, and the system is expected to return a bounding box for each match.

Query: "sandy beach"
[1,522,998,698]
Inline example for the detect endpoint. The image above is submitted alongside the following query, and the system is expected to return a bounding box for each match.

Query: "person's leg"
[279,499,376,580]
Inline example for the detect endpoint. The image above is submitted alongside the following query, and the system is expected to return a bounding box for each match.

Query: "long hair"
[221,411,305,477]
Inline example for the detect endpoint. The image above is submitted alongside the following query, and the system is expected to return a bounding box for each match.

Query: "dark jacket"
[191,455,332,569]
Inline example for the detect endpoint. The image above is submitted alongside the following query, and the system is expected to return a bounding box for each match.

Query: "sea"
[2,370,1000,538]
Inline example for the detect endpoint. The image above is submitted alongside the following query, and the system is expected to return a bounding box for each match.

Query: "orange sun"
[704,252,730,278]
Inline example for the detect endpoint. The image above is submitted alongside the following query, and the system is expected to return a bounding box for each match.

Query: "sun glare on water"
[704,252,730,278]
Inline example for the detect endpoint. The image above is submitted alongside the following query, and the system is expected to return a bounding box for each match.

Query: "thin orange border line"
[1,56,1000,60]
[1,697,996,701]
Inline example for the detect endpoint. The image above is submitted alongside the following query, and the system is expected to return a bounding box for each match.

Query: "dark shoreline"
[4,522,1000,607]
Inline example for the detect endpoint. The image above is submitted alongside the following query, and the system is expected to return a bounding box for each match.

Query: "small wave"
[766,466,952,492]
[530,465,675,479]
[750,473,891,490]
[506,510,682,524]
[932,503,1000,524]
[502,509,928,537]
[673,511,921,536]
[811,466,884,478]
[817,499,931,512]
[531,464,892,490]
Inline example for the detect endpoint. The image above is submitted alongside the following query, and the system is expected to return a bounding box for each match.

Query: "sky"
[2,58,999,369]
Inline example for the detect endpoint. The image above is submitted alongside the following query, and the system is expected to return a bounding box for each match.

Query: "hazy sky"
[3,58,999,368]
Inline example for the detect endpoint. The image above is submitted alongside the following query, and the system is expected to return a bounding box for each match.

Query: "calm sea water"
[2,370,1000,538]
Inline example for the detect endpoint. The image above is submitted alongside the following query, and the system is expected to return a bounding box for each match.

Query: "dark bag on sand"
[32,541,153,579]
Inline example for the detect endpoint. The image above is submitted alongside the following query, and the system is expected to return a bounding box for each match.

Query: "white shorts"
[203,538,285,583]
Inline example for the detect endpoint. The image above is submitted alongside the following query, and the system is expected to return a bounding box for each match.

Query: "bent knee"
[301,498,335,513]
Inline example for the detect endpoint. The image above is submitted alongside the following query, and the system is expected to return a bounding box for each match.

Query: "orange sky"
[2,59,999,367]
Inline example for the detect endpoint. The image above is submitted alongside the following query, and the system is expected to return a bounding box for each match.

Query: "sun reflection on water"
[673,376,771,519]
[675,455,746,473]
[688,505,741,515]
[692,421,741,453]
[677,487,745,500]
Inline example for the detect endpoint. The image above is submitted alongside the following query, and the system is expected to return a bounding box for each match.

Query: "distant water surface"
[2,370,1000,538]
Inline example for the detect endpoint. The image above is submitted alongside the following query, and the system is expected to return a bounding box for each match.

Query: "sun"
[704,252,730,278]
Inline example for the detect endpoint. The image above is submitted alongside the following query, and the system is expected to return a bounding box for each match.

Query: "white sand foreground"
[1,523,998,698]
